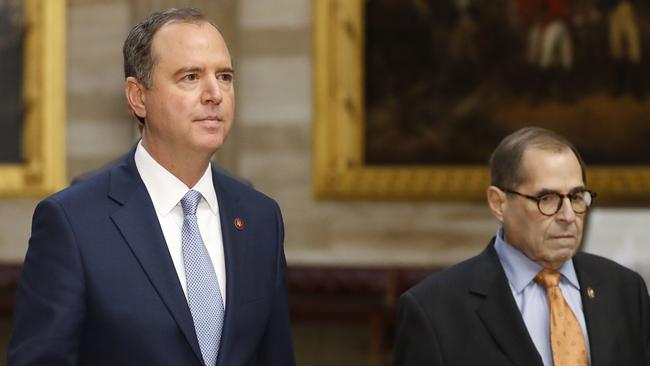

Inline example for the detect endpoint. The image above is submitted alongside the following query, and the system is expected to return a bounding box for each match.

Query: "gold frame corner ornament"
[0,0,67,198]
[312,0,650,203]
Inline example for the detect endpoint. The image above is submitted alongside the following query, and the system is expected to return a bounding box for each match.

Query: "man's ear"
[125,77,146,120]
[487,185,507,222]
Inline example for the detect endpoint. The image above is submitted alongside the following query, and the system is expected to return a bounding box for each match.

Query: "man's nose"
[201,76,223,104]
[556,196,576,222]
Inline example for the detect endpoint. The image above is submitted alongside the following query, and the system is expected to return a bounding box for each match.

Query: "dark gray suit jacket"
[394,240,650,365]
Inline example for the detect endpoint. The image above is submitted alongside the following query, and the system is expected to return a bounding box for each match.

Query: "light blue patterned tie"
[181,190,224,366]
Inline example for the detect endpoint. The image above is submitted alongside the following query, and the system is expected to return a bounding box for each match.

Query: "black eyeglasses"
[500,188,596,216]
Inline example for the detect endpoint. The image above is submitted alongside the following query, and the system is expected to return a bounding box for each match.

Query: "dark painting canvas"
[0,0,23,163]
[364,0,650,166]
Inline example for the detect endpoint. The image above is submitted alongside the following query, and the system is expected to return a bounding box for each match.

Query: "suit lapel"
[473,243,543,366]
[107,152,204,363]
[212,169,247,360]
[573,254,607,365]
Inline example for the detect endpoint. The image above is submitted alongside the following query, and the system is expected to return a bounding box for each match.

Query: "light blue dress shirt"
[494,228,591,366]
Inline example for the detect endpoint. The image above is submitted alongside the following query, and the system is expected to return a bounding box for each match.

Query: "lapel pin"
[234,217,245,231]
[587,287,596,300]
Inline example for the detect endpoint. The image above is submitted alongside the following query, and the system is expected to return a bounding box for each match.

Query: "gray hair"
[489,127,587,189]
[123,7,217,88]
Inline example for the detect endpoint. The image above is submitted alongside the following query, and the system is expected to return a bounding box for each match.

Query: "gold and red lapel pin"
[234,217,245,231]
[587,287,596,300]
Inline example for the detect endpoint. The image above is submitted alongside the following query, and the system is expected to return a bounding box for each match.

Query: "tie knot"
[180,190,202,216]
[534,268,561,289]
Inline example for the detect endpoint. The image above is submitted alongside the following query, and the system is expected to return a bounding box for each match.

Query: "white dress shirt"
[134,142,226,307]
[494,228,590,366]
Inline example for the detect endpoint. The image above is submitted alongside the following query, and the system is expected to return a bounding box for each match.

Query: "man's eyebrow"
[534,186,587,196]
[534,188,560,196]
[569,186,587,194]
[218,67,235,74]
[172,66,204,78]
[172,66,235,78]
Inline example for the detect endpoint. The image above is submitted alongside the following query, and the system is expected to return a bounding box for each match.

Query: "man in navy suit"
[395,127,650,365]
[9,8,295,365]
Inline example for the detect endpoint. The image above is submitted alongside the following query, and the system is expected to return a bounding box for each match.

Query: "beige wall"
[234,1,495,267]
[0,0,497,267]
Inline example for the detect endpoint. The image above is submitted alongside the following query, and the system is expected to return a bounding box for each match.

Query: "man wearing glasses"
[395,127,650,366]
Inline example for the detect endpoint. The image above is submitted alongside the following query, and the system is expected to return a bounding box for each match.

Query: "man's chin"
[547,247,579,266]
[194,134,228,153]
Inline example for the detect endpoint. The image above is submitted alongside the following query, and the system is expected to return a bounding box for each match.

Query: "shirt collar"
[494,227,580,293]
[134,141,219,216]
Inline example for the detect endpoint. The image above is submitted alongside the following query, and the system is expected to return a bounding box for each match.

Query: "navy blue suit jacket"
[9,149,295,365]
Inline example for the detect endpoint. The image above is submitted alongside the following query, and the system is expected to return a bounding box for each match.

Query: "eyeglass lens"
[538,191,592,215]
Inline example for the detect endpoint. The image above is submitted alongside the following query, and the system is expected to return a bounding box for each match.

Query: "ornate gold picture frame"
[313,0,650,203]
[0,0,66,197]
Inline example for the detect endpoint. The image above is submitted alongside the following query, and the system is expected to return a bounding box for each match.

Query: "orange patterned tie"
[535,268,589,366]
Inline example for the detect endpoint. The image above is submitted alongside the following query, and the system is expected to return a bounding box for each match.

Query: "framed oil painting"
[313,0,650,203]
[0,0,66,197]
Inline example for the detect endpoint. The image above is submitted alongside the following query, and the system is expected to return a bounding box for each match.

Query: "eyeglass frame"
[499,187,597,216]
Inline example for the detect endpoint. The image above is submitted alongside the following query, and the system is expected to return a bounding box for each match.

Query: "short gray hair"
[489,127,587,189]
[122,7,217,88]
